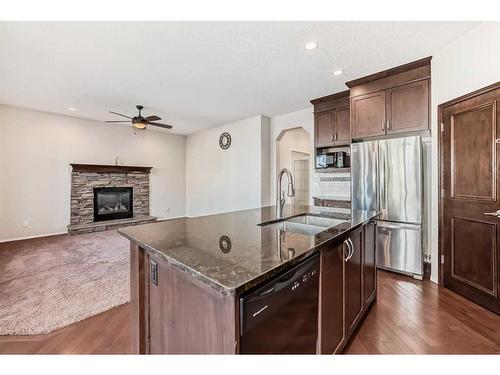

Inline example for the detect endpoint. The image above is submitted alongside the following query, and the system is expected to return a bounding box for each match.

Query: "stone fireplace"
[68,164,156,235]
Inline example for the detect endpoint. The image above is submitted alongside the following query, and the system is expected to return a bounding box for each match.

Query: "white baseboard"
[156,215,187,221]
[0,231,67,243]
[0,217,189,243]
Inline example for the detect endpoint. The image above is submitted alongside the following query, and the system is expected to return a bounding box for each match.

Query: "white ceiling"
[0,21,478,135]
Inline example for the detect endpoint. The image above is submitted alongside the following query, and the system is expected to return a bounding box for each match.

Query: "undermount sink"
[287,214,347,228]
[262,214,348,236]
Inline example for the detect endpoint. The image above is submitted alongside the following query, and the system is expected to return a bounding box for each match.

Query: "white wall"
[0,105,187,241]
[276,127,311,174]
[270,108,315,204]
[429,22,500,283]
[186,115,270,217]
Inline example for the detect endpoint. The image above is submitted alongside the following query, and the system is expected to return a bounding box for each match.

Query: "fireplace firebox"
[93,187,133,222]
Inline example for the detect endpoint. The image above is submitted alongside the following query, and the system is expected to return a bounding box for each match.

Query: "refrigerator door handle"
[378,141,386,218]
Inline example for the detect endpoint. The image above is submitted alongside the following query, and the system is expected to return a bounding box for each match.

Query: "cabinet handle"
[343,240,349,261]
[381,121,385,131]
[349,238,354,260]
[150,260,158,286]
[387,120,391,130]
[331,133,334,142]
[344,239,354,261]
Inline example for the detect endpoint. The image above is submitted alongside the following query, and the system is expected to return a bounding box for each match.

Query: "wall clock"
[219,132,231,150]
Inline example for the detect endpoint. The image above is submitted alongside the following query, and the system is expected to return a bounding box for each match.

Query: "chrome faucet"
[276,168,295,218]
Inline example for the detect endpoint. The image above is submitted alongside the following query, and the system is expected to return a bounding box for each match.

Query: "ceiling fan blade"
[106,120,130,123]
[109,111,132,119]
[147,122,173,129]
[144,115,161,122]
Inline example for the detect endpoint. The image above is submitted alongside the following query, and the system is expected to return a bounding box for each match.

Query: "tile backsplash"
[311,172,351,199]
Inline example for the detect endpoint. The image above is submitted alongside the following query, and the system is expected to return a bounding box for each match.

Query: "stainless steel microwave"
[315,147,350,171]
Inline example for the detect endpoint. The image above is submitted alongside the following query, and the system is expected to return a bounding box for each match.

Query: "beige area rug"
[0,230,130,335]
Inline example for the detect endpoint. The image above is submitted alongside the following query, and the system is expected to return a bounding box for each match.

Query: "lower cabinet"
[363,221,377,308]
[319,241,345,354]
[319,221,377,354]
[345,227,363,337]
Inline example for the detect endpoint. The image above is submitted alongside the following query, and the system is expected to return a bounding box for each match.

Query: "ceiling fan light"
[133,122,147,130]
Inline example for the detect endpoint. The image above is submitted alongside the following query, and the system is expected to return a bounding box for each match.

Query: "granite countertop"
[119,205,378,296]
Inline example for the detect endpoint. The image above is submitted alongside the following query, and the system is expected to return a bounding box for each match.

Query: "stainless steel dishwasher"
[239,254,320,354]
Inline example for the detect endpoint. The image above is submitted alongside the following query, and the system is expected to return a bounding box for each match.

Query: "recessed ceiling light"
[304,42,318,50]
[68,107,76,111]
[333,70,343,76]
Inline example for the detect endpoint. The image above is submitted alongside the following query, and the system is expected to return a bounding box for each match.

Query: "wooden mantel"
[70,163,153,174]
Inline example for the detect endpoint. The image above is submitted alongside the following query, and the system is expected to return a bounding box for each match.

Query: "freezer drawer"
[376,221,422,276]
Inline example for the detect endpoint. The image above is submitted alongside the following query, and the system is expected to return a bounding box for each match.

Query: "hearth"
[93,187,133,222]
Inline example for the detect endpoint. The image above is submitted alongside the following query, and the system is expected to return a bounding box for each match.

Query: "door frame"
[438,81,500,286]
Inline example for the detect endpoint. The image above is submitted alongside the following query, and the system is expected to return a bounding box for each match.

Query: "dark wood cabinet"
[345,227,364,337]
[315,110,335,146]
[363,221,377,308]
[131,219,377,355]
[312,91,350,147]
[351,91,386,138]
[335,105,351,144]
[387,79,430,134]
[319,222,377,354]
[347,57,431,140]
[134,250,237,354]
[319,242,345,354]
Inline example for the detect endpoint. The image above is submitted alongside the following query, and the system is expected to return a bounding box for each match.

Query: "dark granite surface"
[119,205,378,295]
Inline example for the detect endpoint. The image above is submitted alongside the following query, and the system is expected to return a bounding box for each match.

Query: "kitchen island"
[119,205,379,354]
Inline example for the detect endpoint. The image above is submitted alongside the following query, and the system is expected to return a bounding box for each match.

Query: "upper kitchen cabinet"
[347,57,431,140]
[386,79,429,134]
[311,90,350,147]
[351,91,386,138]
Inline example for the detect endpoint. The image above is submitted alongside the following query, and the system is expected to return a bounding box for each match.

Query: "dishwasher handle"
[244,255,319,303]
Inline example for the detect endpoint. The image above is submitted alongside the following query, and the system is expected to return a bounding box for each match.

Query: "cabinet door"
[386,79,429,134]
[363,222,377,308]
[315,110,335,146]
[148,254,237,354]
[334,105,351,144]
[351,91,386,138]
[345,227,363,337]
[319,241,346,354]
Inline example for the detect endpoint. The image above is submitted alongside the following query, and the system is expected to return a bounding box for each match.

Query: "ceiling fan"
[106,105,173,130]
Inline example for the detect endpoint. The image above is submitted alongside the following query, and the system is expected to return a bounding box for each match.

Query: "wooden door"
[345,228,364,336]
[335,105,351,144]
[315,110,335,146]
[386,79,429,134]
[351,91,386,138]
[441,84,500,315]
[319,241,346,354]
[363,221,377,308]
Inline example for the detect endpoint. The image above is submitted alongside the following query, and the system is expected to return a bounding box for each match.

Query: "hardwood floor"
[1,270,499,354]
[0,304,133,354]
[346,271,500,354]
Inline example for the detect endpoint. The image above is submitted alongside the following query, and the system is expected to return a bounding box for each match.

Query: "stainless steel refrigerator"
[351,136,423,278]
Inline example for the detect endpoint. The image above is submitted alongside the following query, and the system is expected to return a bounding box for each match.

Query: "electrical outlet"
[163,207,170,213]
[22,220,29,228]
